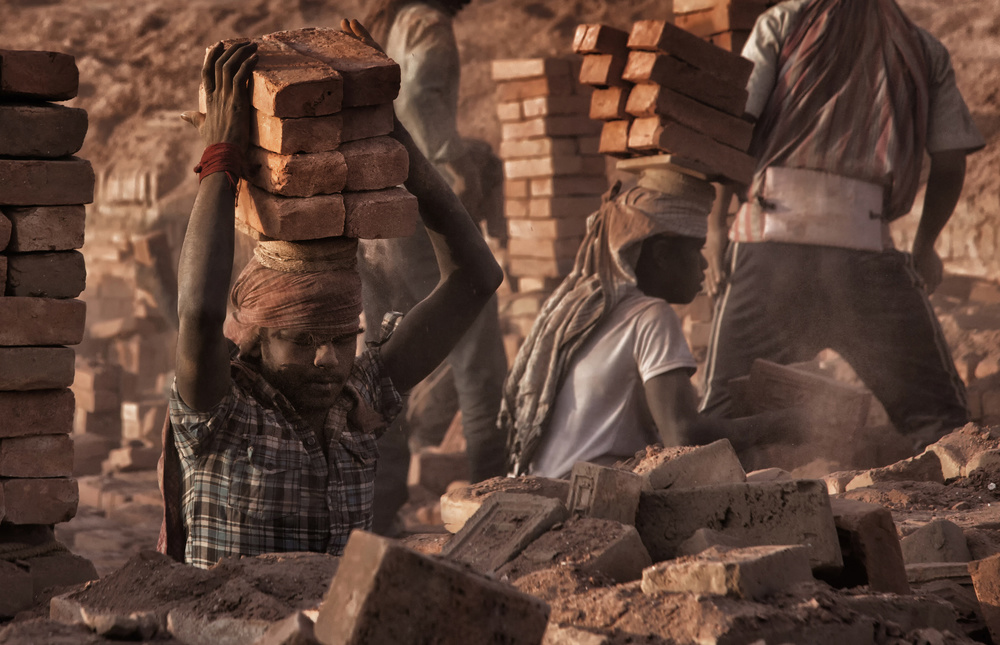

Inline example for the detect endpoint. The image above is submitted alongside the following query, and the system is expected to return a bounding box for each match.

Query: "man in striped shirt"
[700,0,985,450]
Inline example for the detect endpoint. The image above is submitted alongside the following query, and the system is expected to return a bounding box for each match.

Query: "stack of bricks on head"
[582,19,756,185]
[0,49,93,530]
[673,0,779,53]
[491,57,606,340]
[198,27,419,244]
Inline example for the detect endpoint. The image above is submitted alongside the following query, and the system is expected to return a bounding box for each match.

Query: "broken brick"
[2,478,78,524]
[641,545,813,600]
[589,86,631,121]
[0,102,87,158]
[2,205,86,252]
[491,58,572,82]
[622,51,748,117]
[566,462,643,525]
[627,117,756,184]
[0,434,74,478]
[5,250,86,298]
[826,498,910,594]
[340,136,409,191]
[0,389,75,438]
[315,531,550,645]
[626,440,747,491]
[900,519,971,565]
[441,492,569,574]
[636,479,843,572]
[0,297,85,346]
[252,111,342,155]
[246,146,347,197]
[626,20,755,87]
[625,83,753,150]
[236,182,346,240]
[0,48,78,100]
[342,187,419,239]
[0,157,95,206]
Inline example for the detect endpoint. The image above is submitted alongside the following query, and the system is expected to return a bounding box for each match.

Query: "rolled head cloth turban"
[223,238,363,351]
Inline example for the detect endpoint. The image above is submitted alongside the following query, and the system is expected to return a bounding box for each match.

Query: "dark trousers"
[359,228,508,534]
[699,242,968,438]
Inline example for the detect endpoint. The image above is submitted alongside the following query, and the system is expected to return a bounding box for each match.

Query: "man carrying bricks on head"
[160,24,502,568]
[360,0,510,533]
[700,0,985,451]
[501,178,799,479]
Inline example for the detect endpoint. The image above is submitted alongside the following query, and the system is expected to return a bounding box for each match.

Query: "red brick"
[496,101,522,122]
[530,175,608,197]
[509,236,582,260]
[5,250,86,298]
[491,58,572,82]
[505,199,529,219]
[521,95,590,118]
[73,362,119,395]
[505,154,605,180]
[113,335,172,378]
[709,31,751,54]
[505,179,529,199]
[623,51,748,117]
[0,204,86,253]
[578,53,629,88]
[0,434,73,478]
[626,83,753,151]
[341,103,395,142]
[529,195,602,219]
[0,157,95,206]
[499,137,577,160]
[1,478,78,524]
[0,49,78,100]
[102,442,160,474]
[0,103,87,158]
[627,20,755,87]
[508,255,575,278]
[340,136,409,191]
[72,386,119,414]
[73,409,122,439]
[0,389,75,438]
[342,187,419,239]
[251,44,343,118]
[628,118,755,184]
[675,2,768,38]
[599,119,632,156]
[265,27,400,108]
[572,24,630,55]
[246,146,347,197]
[0,347,75,390]
[502,115,601,140]
[828,498,910,594]
[508,217,587,240]
[121,401,168,443]
[496,76,573,102]
[236,182,346,240]
[252,110,342,155]
[590,86,631,121]
[0,297,85,346]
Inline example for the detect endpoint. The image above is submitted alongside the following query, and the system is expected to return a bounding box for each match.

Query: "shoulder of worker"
[744,0,813,52]
[913,25,957,86]
[391,2,455,43]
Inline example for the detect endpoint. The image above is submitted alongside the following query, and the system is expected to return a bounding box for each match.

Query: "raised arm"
[175,42,257,411]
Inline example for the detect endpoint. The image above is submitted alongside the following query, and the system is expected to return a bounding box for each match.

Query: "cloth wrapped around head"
[500,180,711,476]
[223,238,363,353]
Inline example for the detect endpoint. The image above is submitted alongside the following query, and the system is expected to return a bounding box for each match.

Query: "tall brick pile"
[0,48,99,614]
[673,0,779,53]
[491,57,605,340]
[201,28,419,242]
[580,19,755,185]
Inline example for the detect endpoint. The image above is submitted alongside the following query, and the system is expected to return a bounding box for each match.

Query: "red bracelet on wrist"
[193,143,244,199]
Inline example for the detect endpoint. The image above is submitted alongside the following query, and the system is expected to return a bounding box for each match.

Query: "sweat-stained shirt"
[528,287,698,479]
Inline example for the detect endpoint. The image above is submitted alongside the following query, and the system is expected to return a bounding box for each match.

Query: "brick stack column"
[0,47,98,616]
[491,57,605,341]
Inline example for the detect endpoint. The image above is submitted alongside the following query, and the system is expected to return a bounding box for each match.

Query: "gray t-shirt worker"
[699,0,985,451]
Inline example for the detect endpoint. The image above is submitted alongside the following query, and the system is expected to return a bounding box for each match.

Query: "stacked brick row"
[674,0,778,53]
[201,28,418,242]
[0,50,93,529]
[491,57,605,338]
[582,19,756,185]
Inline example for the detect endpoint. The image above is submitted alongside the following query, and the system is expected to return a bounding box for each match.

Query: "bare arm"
[912,149,967,294]
[175,42,257,411]
[705,183,734,298]
[643,370,804,453]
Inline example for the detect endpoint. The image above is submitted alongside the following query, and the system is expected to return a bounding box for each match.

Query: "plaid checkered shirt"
[169,344,402,569]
